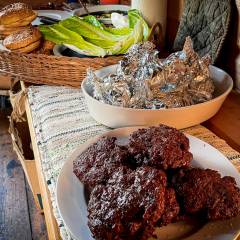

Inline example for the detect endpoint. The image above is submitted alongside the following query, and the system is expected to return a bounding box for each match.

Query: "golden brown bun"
[3,12,37,27]
[0,3,36,25]
[3,28,42,50]
[0,25,28,36]
[13,40,41,53]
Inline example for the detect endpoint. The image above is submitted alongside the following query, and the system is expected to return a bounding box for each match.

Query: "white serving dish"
[81,65,233,129]
[32,10,72,26]
[56,127,240,240]
[53,44,92,57]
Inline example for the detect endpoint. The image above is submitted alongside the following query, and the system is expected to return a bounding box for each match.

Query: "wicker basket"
[0,51,122,88]
[0,23,162,88]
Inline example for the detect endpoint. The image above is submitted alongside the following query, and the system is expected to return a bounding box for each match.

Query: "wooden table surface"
[204,90,240,153]
[0,111,47,240]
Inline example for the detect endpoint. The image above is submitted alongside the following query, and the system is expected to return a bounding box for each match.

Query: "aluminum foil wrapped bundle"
[86,69,132,106]
[148,37,215,108]
[86,41,162,108]
[85,37,215,109]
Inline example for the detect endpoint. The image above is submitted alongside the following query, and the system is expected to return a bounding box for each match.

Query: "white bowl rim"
[73,4,131,15]
[81,65,233,112]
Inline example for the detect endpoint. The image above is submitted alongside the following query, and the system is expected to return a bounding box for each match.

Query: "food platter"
[51,5,133,57]
[53,44,94,57]
[56,127,240,240]
[81,64,233,129]
[32,10,72,26]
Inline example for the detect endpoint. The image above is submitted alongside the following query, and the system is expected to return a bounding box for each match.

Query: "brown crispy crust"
[88,167,167,240]
[172,168,240,220]
[128,125,193,170]
[2,12,37,27]
[3,28,42,50]
[0,3,36,25]
[73,136,131,188]
[0,25,29,36]
[13,40,41,53]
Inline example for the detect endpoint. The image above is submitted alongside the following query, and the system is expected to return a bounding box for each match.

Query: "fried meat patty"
[158,188,180,226]
[128,125,192,169]
[172,168,240,220]
[88,167,167,240]
[73,137,130,188]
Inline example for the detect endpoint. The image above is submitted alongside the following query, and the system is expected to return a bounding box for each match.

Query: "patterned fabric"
[28,85,240,240]
[173,0,231,63]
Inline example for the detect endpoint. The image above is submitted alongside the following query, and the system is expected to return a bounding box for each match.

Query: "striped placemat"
[27,85,240,240]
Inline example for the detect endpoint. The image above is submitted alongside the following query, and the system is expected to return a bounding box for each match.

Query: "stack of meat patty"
[73,125,240,240]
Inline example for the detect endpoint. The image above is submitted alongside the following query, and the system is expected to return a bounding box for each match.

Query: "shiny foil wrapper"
[85,37,215,109]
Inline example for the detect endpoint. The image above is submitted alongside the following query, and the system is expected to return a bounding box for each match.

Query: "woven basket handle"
[148,22,163,49]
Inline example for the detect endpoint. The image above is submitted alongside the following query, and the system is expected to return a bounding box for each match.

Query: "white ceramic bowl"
[81,65,233,129]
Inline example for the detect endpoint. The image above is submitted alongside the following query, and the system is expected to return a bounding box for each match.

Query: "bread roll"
[0,25,28,36]
[2,12,37,27]
[3,27,42,53]
[0,3,37,26]
[13,40,41,53]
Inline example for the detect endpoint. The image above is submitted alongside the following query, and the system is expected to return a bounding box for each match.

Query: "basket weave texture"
[0,23,161,88]
[0,51,122,88]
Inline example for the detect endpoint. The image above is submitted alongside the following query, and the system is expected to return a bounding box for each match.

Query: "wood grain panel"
[204,90,240,152]
[0,112,47,240]
[0,114,32,240]
[166,0,185,49]
[26,182,48,240]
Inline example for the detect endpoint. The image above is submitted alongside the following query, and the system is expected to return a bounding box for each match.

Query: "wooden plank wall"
[166,0,185,49]
[216,0,239,83]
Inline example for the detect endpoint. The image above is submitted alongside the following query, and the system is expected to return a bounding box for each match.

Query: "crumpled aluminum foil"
[85,37,215,109]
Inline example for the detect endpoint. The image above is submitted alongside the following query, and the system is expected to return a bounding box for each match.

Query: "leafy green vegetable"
[112,20,143,55]
[84,38,117,49]
[83,15,104,30]
[39,9,150,57]
[82,15,132,36]
[39,24,106,56]
[128,9,150,40]
[60,16,125,41]
[103,26,132,36]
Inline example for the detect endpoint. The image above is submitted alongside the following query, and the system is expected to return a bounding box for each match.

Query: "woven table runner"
[27,85,240,240]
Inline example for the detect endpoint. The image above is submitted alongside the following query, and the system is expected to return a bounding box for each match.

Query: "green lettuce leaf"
[39,24,106,57]
[110,20,143,55]
[60,16,125,41]
[84,37,117,49]
[83,15,104,30]
[128,9,150,40]
[39,10,149,56]
[103,26,132,35]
